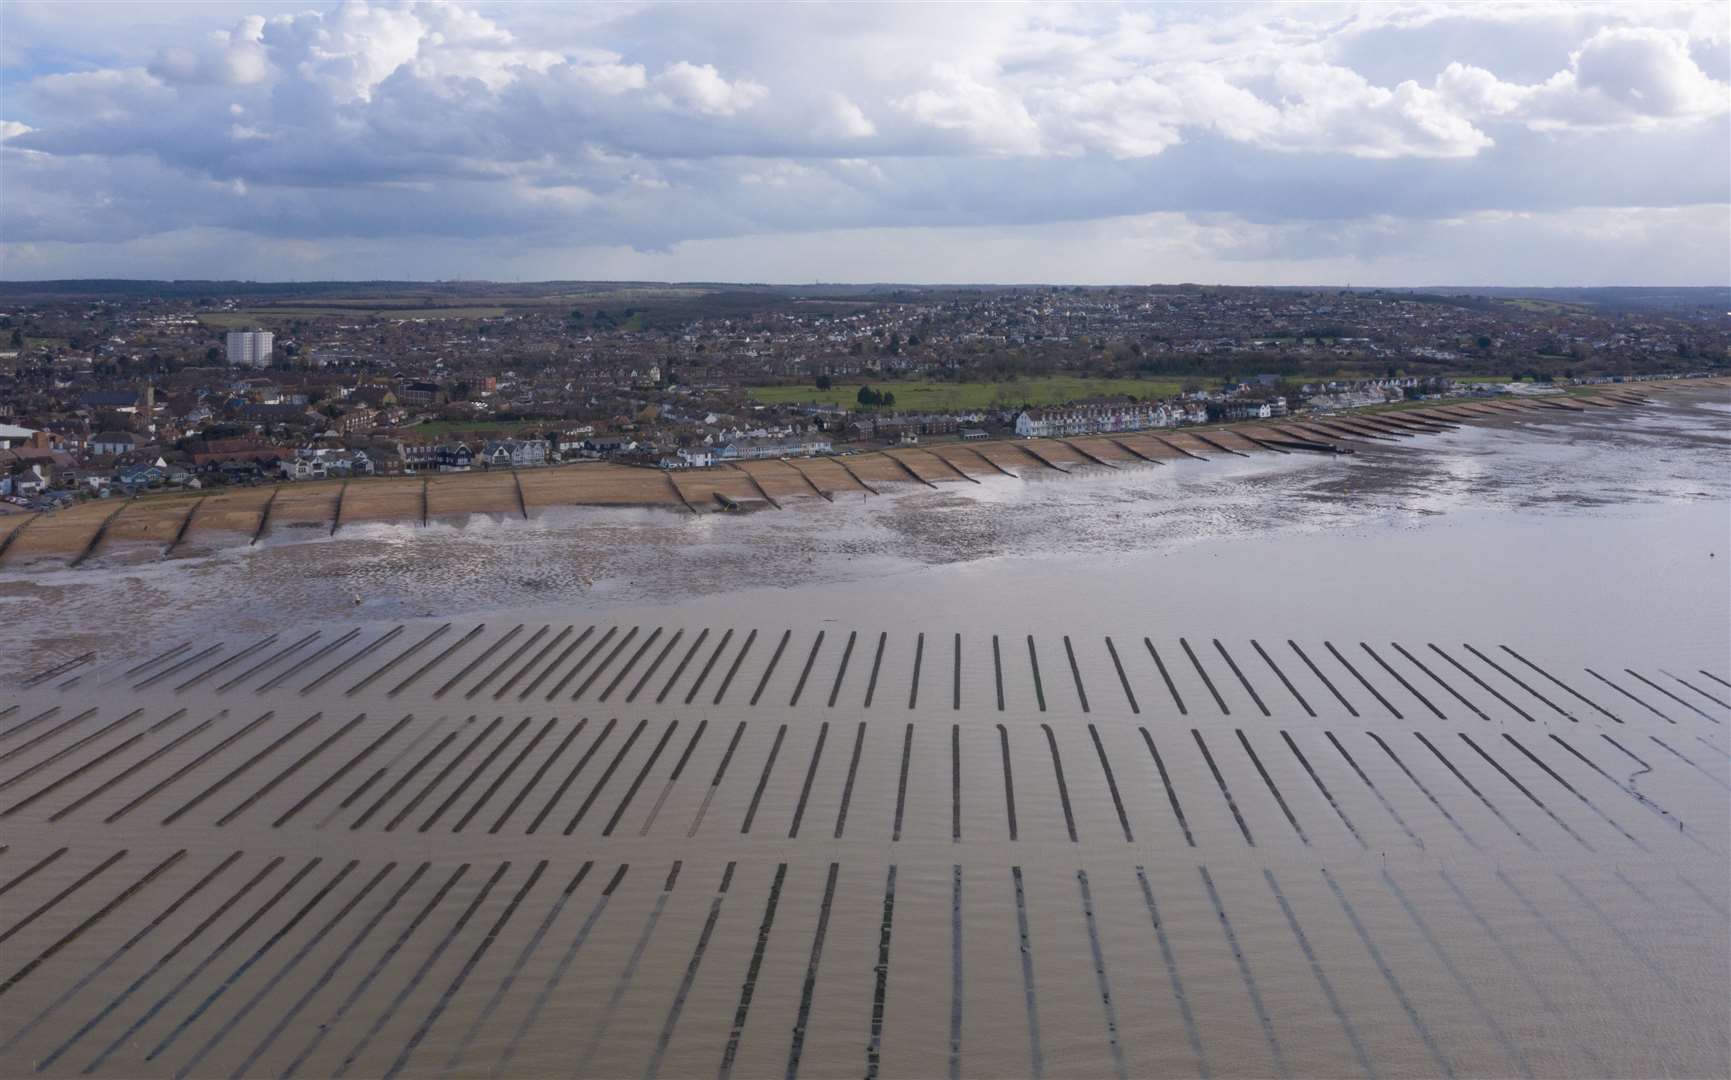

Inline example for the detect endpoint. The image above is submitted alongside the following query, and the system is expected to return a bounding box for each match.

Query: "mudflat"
[1,382,1726,1078]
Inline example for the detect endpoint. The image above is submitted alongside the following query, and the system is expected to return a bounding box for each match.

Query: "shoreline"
[3,379,1720,568]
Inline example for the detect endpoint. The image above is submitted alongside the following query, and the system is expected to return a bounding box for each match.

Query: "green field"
[749,376,1186,413]
[198,305,510,328]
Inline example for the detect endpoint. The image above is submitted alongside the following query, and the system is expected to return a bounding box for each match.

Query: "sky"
[1,1,1727,285]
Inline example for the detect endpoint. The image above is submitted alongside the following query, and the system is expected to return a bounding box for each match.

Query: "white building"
[661,447,714,469]
[1014,401,1174,438]
[0,422,40,449]
[714,438,832,460]
[226,330,275,368]
[481,439,548,468]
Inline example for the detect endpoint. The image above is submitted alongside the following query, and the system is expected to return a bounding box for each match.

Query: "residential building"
[481,439,548,468]
[0,423,42,450]
[1014,400,1174,437]
[400,381,443,407]
[226,330,275,367]
[436,443,476,471]
[90,430,140,456]
[79,389,141,414]
[396,441,440,473]
[715,438,832,460]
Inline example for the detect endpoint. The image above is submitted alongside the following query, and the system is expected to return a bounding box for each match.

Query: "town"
[0,281,1724,505]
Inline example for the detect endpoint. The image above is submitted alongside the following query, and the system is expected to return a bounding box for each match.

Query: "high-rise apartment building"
[225,330,274,367]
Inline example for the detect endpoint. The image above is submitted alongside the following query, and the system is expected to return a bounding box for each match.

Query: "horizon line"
[2,278,1728,290]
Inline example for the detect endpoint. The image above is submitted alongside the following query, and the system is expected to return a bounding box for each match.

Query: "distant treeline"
[5,280,1726,312]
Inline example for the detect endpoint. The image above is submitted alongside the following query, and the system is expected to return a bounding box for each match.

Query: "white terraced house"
[1014,401,1175,438]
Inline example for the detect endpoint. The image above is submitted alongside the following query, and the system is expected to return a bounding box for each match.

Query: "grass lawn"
[198,306,509,328]
[376,306,510,319]
[748,376,1186,413]
[202,309,325,327]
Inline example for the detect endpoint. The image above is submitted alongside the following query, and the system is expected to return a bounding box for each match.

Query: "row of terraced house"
[1013,400,1206,438]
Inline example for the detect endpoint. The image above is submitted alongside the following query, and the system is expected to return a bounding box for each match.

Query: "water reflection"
[3,395,1727,679]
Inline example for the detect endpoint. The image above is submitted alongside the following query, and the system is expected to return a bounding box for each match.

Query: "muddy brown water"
[1,388,1728,1078]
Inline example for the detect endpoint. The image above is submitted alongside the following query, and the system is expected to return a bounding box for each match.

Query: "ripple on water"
[4,396,1727,678]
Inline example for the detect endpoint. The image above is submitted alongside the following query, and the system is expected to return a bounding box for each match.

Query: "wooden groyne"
[1152,434,1208,461]
[1104,436,1163,464]
[784,459,834,501]
[832,456,880,495]
[250,488,279,545]
[68,500,131,568]
[664,472,699,514]
[0,513,40,563]
[511,468,529,519]
[881,451,938,489]
[726,464,782,509]
[1057,439,1120,469]
[962,444,1018,477]
[1249,432,1348,454]
[329,480,348,536]
[162,496,206,557]
[1191,432,1250,458]
[1013,442,1069,473]
[0,379,1717,568]
[924,448,982,484]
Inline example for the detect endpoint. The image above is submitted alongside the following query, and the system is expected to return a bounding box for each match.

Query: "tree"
[206,346,221,362]
[815,374,832,390]
[857,385,880,408]
[881,391,896,408]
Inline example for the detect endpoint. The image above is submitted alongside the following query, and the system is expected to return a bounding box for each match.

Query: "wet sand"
[0,381,1716,574]
[0,383,1727,1079]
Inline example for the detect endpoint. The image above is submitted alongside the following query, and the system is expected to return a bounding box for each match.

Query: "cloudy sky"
[2,1,1727,284]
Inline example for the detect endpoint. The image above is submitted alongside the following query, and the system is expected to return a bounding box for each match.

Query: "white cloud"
[562,59,649,95]
[895,65,1044,154]
[1028,74,1189,158]
[652,61,766,115]
[149,16,270,86]
[1539,27,1729,126]
[1436,26,1729,134]
[822,93,876,139]
[0,0,1726,281]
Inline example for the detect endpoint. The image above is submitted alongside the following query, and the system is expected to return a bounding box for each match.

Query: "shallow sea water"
[4,392,1728,678]
[0,390,1727,1079]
